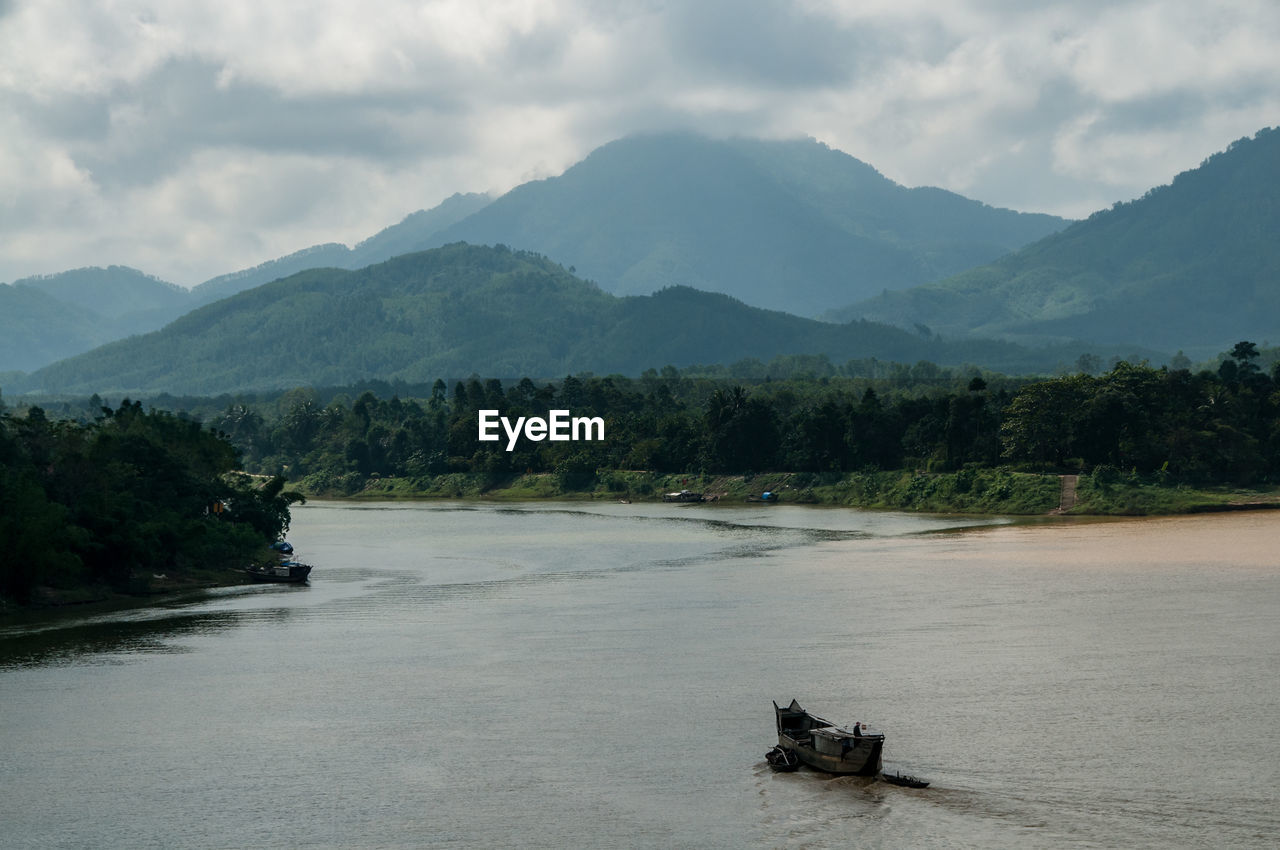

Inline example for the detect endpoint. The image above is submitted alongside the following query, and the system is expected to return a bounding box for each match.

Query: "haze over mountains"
[191,133,1071,314]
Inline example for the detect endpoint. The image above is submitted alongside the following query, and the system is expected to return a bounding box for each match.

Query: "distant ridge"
[834,127,1280,356]
[189,191,494,304]
[15,265,188,318]
[1,266,192,371]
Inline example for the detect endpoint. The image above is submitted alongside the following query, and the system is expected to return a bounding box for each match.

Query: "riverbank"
[306,467,1280,516]
[9,470,1274,615]
[0,567,254,618]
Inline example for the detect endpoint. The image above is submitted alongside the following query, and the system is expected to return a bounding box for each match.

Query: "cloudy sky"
[2,0,1278,287]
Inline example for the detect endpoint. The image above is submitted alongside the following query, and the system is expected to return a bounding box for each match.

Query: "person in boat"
[853,722,863,737]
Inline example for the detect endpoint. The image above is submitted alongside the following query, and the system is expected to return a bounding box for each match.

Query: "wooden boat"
[765,746,801,772]
[882,771,930,788]
[774,699,884,776]
[244,561,312,583]
[662,490,706,503]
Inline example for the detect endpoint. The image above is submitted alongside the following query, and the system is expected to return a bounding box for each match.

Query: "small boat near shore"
[765,746,801,772]
[246,539,313,583]
[774,699,884,776]
[662,489,706,503]
[244,561,312,583]
[882,771,930,788]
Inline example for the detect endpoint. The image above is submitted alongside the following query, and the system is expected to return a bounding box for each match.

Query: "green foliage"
[158,344,1280,506]
[1070,474,1273,515]
[0,401,301,605]
[11,342,1275,550]
[999,353,1279,483]
[809,468,1058,513]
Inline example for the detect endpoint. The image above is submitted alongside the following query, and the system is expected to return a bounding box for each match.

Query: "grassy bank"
[1071,475,1280,515]
[301,467,1280,516]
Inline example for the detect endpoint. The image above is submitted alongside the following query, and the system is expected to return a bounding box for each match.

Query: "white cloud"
[1060,1,1280,102]
[1,0,1277,285]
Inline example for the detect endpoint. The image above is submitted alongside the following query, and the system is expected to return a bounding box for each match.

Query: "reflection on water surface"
[2,502,1277,848]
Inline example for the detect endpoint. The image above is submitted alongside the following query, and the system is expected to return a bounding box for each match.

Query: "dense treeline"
[0,400,302,604]
[179,342,1280,493]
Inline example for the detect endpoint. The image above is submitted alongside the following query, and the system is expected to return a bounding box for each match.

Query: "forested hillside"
[15,266,190,319]
[1,130,1069,376]
[17,243,1077,397]
[837,127,1280,355]
[0,194,494,376]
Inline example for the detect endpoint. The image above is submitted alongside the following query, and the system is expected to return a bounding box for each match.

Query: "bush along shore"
[309,467,1280,517]
[1,400,304,611]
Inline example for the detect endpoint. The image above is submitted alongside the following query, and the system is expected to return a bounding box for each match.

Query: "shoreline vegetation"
[9,470,1274,617]
[8,348,1280,612]
[0,401,303,615]
[316,468,1280,516]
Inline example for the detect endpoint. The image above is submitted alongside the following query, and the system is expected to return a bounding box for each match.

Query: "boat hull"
[245,563,312,583]
[777,733,883,775]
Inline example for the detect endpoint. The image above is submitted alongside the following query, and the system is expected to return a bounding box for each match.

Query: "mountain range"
[4,127,1277,394]
[1,133,1067,378]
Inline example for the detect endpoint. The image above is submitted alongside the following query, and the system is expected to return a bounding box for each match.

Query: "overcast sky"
[2,0,1278,287]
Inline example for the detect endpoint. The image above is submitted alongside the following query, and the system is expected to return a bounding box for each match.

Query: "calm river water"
[2,502,1278,848]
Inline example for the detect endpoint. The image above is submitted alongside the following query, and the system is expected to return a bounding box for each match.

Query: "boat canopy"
[812,726,850,739]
